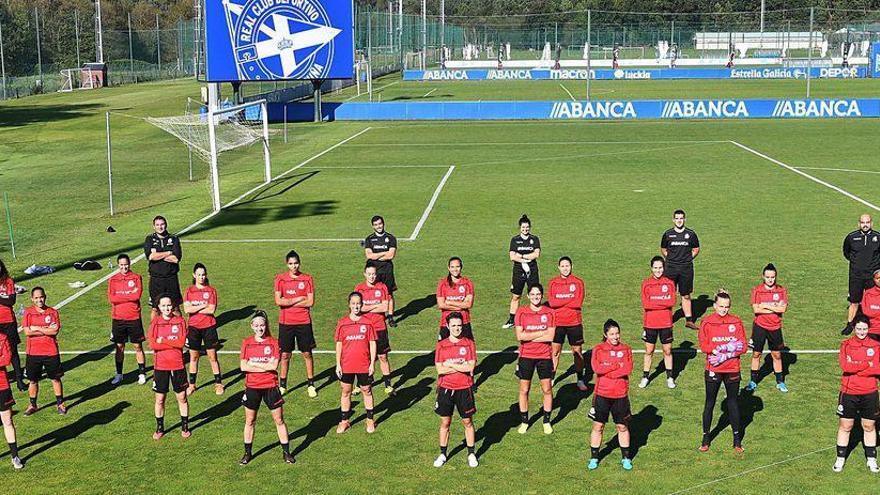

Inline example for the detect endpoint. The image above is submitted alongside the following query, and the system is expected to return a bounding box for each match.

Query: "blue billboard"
[204,0,354,82]
[871,42,880,78]
[403,66,868,81]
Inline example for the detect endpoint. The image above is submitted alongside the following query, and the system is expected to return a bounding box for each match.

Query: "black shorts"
[374,264,397,293]
[435,386,476,419]
[749,323,784,352]
[848,271,873,304]
[0,321,20,346]
[340,373,373,387]
[376,330,391,355]
[589,395,631,424]
[278,323,316,354]
[837,392,880,420]
[439,322,474,341]
[25,355,64,381]
[553,324,584,346]
[511,266,540,296]
[664,263,694,296]
[148,276,183,308]
[152,369,188,394]
[111,319,145,344]
[187,325,220,351]
[0,388,15,412]
[643,327,674,345]
[704,370,741,384]
[242,387,285,411]
[869,334,880,344]
[516,357,554,381]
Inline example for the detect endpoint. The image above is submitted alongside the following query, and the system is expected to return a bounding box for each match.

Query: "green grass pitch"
[1,76,880,494]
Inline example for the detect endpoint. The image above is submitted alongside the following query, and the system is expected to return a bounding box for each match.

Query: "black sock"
[189,372,197,384]
[520,411,528,424]
[55,395,64,406]
[29,397,37,408]
[865,446,877,459]
[467,445,475,455]
[576,368,584,381]
[8,442,18,458]
[701,433,710,446]
[214,373,222,384]
[507,313,515,323]
[590,446,599,458]
[774,372,784,384]
[837,445,848,458]
[341,409,352,421]
[115,359,124,374]
[281,442,290,454]
[244,442,253,455]
[733,431,742,447]
[383,375,392,387]
[307,378,314,386]
[642,371,650,379]
[181,415,189,432]
[666,369,674,379]
[542,408,551,423]
[280,378,287,388]
[750,370,760,383]
[686,316,695,323]
[138,362,146,374]
[440,445,448,456]
[156,416,165,432]
[621,447,631,459]
[366,408,374,420]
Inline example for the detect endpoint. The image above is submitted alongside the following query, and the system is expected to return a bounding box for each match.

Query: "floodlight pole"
[261,100,271,183]
[760,0,765,47]
[106,112,115,216]
[421,0,426,69]
[806,7,813,98]
[0,20,6,101]
[156,14,162,73]
[128,13,134,75]
[586,10,591,101]
[440,0,445,66]
[95,0,104,64]
[397,0,402,67]
[75,10,81,68]
[35,8,42,83]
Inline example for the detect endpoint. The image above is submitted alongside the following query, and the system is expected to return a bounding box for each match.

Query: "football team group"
[0,211,878,474]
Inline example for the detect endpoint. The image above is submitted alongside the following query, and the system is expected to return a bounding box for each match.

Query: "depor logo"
[224,0,342,80]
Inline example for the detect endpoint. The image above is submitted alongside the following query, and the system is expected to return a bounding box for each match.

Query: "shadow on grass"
[251,407,342,460]
[755,347,798,384]
[390,351,435,391]
[673,294,713,323]
[552,381,593,425]
[648,340,698,383]
[474,346,517,389]
[373,377,433,426]
[597,404,663,461]
[707,388,764,444]
[474,402,521,459]
[217,305,257,329]
[0,103,104,127]
[394,294,436,324]
[63,344,115,374]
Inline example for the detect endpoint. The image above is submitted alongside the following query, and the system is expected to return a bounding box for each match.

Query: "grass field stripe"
[55,127,373,310]
[795,166,880,175]
[408,165,456,241]
[558,83,576,101]
[666,446,834,495]
[730,141,880,212]
[422,88,438,98]
[46,349,844,355]
[183,238,364,243]
[343,80,400,101]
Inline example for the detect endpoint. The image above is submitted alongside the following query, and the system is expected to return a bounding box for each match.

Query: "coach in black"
[364,215,398,328]
[660,209,700,329]
[842,214,880,334]
[144,215,182,320]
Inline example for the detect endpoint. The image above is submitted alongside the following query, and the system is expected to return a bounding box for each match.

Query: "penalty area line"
[408,165,456,241]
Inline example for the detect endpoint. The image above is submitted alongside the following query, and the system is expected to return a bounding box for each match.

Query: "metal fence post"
[35,8,43,83]
[807,7,813,98]
[156,14,162,74]
[0,19,6,101]
[75,10,81,68]
[128,13,134,76]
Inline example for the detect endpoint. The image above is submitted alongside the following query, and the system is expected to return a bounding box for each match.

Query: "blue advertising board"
[204,0,354,82]
[402,66,867,81]
[272,99,880,122]
[871,42,880,78]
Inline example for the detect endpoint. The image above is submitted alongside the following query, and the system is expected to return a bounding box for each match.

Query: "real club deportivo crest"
[223,0,341,80]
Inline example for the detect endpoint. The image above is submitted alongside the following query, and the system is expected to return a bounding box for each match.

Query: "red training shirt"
[436,276,474,326]
[354,282,389,332]
[0,277,16,324]
[148,315,186,371]
[23,306,61,356]
[0,333,10,390]
[435,337,477,390]
[641,276,676,329]
[698,312,747,374]
[241,335,280,389]
[514,305,555,360]
[751,283,788,331]
[591,341,633,399]
[185,285,218,329]
[107,271,142,321]
[839,335,880,395]
[547,275,585,327]
[275,272,314,325]
[860,286,880,335]
[335,316,377,374]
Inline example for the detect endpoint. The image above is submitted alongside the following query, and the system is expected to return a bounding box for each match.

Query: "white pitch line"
[422,88,438,98]
[731,141,880,213]
[47,349,844,356]
[343,80,400,101]
[796,166,880,175]
[344,140,729,147]
[666,446,833,495]
[183,238,364,244]
[55,127,372,310]
[301,164,450,169]
[408,165,456,241]
[558,82,576,101]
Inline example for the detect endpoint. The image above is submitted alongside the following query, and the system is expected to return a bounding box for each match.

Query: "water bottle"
[108,260,114,270]
[17,303,24,317]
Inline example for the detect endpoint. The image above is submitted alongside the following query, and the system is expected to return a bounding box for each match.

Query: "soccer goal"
[144,99,272,212]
